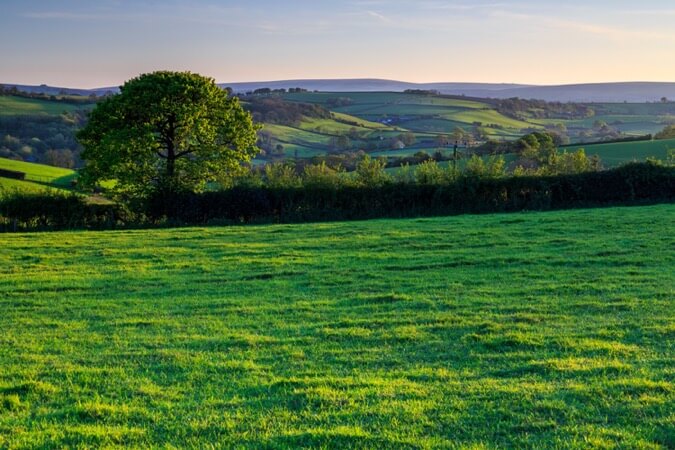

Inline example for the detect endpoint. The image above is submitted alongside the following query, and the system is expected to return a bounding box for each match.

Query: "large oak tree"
[78,71,259,197]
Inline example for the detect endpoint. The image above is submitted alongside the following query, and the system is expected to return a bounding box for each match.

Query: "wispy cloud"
[491,10,675,42]
[365,10,393,24]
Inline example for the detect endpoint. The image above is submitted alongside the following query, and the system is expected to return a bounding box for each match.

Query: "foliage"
[77,71,259,197]
[0,85,98,105]
[0,190,119,230]
[354,155,390,187]
[153,163,674,224]
[0,205,673,447]
[244,96,331,126]
[495,97,595,120]
[263,162,301,189]
[3,162,673,230]
[464,154,506,178]
[301,161,345,189]
[512,132,603,175]
[654,124,675,140]
[0,112,87,166]
[414,160,447,185]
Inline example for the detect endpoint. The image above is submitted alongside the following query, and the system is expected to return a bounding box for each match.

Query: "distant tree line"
[243,96,331,126]
[0,85,98,105]
[494,97,595,120]
[0,112,87,167]
[404,89,440,95]
[241,87,308,96]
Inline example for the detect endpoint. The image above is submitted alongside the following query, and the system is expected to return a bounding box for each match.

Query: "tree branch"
[175,148,196,158]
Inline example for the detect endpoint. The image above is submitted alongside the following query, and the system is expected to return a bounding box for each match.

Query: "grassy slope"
[0,177,60,194]
[0,96,84,115]
[566,138,675,167]
[1,205,673,448]
[0,157,76,185]
[257,112,397,159]
[282,92,535,140]
[0,157,76,193]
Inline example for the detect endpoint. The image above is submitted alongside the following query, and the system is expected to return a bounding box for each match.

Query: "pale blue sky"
[1,0,674,87]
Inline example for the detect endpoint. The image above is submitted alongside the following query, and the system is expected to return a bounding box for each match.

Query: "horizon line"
[3,78,675,91]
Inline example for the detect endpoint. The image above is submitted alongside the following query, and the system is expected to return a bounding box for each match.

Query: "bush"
[143,163,674,225]
[0,191,121,231]
[2,163,673,231]
[655,125,675,140]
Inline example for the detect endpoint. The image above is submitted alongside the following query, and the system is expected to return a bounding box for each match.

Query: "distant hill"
[4,79,675,102]
[223,79,530,95]
[223,80,675,103]
[222,79,529,94]
[0,83,118,97]
[449,82,675,103]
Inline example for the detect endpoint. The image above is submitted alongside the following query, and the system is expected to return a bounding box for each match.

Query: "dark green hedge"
[0,194,121,231]
[1,162,673,231]
[148,162,675,224]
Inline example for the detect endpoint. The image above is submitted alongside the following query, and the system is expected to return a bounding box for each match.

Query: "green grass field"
[0,96,86,116]
[0,157,76,186]
[0,157,76,194]
[0,177,58,194]
[566,138,675,167]
[1,205,673,448]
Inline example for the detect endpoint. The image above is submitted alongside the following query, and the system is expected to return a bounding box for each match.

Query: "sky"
[1,0,675,88]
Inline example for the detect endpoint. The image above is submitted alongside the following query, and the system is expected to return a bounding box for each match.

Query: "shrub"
[0,191,121,231]
[355,156,391,187]
[1,163,673,231]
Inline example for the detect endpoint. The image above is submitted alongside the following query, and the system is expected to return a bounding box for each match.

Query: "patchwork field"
[1,205,673,448]
[283,91,531,139]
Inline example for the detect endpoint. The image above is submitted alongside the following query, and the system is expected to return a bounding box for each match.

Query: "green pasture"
[298,117,384,136]
[266,143,325,159]
[330,112,392,130]
[0,96,85,116]
[593,103,675,116]
[262,124,331,148]
[0,157,76,194]
[0,157,76,186]
[1,204,673,448]
[0,177,65,194]
[565,138,675,167]
[447,109,534,130]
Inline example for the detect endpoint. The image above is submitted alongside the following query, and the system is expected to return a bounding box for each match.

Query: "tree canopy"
[78,71,259,197]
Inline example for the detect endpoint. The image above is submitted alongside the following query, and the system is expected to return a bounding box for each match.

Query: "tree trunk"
[167,155,175,179]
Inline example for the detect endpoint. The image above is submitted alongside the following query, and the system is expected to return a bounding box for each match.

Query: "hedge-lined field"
[1,205,673,448]
[564,138,675,167]
[0,96,85,116]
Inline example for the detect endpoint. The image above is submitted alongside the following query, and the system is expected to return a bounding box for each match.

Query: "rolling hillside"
[2,90,674,169]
